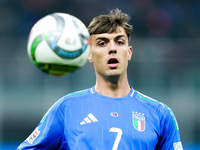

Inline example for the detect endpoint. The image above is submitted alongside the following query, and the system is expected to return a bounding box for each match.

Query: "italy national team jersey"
[17,87,183,150]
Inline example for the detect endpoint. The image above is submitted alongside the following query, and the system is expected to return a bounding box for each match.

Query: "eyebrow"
[95,35,126,42]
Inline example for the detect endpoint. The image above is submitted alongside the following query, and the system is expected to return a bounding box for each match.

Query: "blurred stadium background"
[0,0,200,149]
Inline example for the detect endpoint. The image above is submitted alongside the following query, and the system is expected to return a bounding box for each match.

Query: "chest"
[63,98,159,149]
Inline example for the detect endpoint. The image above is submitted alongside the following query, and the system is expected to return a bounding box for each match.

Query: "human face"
[88,26,132,79]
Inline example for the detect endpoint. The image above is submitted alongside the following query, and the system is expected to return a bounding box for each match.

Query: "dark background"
[0,0,200,149]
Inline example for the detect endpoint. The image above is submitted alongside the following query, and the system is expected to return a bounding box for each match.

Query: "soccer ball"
[27,13,90,76]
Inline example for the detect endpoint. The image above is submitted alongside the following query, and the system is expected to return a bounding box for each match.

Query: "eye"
[98,41,107,47]
[117,40,124,45]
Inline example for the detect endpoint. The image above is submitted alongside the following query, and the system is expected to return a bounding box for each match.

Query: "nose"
[109,42,117,55]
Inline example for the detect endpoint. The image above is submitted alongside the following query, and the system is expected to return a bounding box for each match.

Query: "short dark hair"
[88,9,133,39]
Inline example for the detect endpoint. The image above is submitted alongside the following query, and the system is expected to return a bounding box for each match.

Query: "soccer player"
[17,9,183,149]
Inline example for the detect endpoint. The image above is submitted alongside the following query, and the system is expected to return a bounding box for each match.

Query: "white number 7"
[109,127,123,150]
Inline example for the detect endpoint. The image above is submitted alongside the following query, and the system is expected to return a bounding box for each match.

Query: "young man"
[18,9,182,150]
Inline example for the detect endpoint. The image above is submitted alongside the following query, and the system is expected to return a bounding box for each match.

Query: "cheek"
[94,55,104,65]
[92,49,105,61]
[122,50,131,60]
[91,53,101,65]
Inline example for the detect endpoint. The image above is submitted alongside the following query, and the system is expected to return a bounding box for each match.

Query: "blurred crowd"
[0,0,200,38]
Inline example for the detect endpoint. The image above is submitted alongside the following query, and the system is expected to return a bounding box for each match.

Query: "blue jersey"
[17,87,182,150]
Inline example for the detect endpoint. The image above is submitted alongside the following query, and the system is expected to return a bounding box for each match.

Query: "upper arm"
[17,99,65,149]
[156,107,183,150]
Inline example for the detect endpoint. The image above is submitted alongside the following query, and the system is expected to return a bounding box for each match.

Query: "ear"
[128,46,133,61]
[88,53,93,63]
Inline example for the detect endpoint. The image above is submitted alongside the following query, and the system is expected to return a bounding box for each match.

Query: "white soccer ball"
[27,12,90,76]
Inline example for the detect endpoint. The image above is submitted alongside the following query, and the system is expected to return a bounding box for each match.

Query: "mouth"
[107,58,119,68]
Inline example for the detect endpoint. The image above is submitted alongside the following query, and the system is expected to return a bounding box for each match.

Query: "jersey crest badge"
[132,112,145,132]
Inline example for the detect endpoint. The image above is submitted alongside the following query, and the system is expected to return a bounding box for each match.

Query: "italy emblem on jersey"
[132,112,145,132]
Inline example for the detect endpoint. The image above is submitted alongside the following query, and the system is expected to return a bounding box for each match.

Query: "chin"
[107,69,121,76]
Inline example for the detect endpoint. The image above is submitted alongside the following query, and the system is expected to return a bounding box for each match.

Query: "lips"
[107,58,119,68]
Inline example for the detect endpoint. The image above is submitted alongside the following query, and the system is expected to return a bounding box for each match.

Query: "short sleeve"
[156,106,183,150]
[17,99,66,149]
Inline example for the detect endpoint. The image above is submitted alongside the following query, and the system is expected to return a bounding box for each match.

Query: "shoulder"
[134,90,179,130]
[62,88,90,101]
[135,90,167,108]
[134,90,174,120]
[65,88,90,98]
[54,88,91,107]
[40,88,91,122]
[45,88,91,111]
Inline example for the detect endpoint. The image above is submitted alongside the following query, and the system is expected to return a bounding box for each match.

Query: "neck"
[95,74,131,97]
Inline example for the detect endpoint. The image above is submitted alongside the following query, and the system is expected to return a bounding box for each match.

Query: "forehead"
[90,27,128,41]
